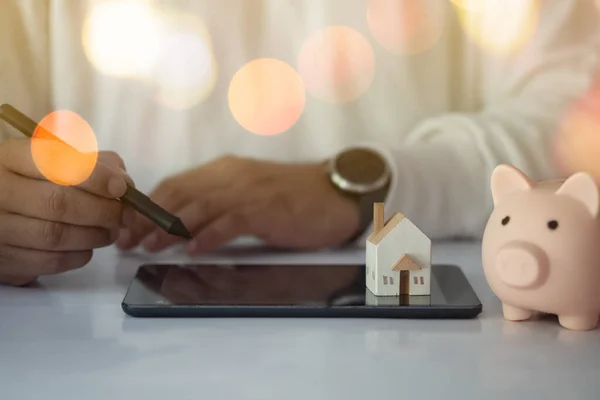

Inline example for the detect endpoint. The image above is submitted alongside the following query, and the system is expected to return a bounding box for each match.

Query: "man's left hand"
[116,155,361,254]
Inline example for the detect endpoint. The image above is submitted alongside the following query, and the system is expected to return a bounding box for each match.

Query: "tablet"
[121,263,482,318]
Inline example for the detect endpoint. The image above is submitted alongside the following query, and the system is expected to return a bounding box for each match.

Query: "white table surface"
[1,240,598,400]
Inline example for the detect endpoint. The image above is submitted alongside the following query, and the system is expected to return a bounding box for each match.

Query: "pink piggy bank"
[482,164,600,331]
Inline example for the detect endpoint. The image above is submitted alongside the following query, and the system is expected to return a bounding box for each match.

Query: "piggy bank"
[482,164,600,330]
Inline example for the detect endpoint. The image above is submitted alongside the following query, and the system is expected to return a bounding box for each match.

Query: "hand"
[116,155,361,254]
[0,138,134,286]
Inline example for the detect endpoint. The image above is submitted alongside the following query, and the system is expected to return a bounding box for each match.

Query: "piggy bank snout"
[494,242,548,289]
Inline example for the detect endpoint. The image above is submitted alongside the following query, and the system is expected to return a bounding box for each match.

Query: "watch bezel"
[327,147,391,195]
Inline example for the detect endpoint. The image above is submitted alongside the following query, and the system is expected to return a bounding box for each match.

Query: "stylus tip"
[169,218,192,239]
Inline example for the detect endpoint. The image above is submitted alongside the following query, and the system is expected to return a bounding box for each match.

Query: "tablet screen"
[123,264,479,308]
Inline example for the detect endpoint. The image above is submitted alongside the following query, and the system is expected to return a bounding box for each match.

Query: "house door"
[399,271,410,295]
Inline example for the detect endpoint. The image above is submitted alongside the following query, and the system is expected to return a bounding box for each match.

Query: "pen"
[0,103,192,239]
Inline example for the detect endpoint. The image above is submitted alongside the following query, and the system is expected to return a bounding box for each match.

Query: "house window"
[372,271,375,280]
[383,276,388,285]
[389,277,394,285]
[412,276,425,285]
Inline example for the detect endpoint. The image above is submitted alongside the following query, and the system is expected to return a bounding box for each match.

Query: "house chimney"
[373,202,384,233]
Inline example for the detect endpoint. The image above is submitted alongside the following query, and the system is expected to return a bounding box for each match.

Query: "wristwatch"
[326,146,391,238]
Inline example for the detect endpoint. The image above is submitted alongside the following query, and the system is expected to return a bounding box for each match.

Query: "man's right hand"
[0,138,133,286]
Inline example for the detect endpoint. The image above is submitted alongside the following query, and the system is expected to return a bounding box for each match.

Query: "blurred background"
[2,0,599,192]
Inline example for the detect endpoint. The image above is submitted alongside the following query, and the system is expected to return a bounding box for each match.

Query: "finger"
[0,172,124,230]
[140,194,232,252]
[0,213,118,251]
[0,274,37,287]
[0,138,46,178]
[142,162,230,220]
[116,178,193,250]
[186,205,265,254]
[79,156,131,198]
[98,151,135,188]
[98,151,126,171]
[115,211,158,251]
[150,176,190,211]
[0,244,93,278]
[120,203,136,227]
[0,138,130,199]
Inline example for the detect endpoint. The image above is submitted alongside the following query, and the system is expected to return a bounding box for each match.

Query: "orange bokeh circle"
[555,102,600,178]
[367,0,444,54]
[31,110,99,186]
[228,58,306,136]
[298,26,375,103]
[553,79,600,179]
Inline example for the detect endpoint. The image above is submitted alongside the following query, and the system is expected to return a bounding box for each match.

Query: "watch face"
[333,148,389,189]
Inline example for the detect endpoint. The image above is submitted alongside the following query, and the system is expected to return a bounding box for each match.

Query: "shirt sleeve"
[355,0,600,243]
[0,0,53,141]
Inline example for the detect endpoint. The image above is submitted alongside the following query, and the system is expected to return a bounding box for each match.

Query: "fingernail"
[116,229,131,248]
[108,176,127,197]
[143,233,158,251]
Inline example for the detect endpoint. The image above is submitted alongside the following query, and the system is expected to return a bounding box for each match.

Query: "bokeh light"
[367,0,445,54]
[82,0,161,78]
[82,2,218,109]
[31,110,99,186]
[449,0,486,13]
[228,58,306,136]
[553,86,600,180]
[454,0,539,56]
[148,10,218,109]
[297,26,375,103]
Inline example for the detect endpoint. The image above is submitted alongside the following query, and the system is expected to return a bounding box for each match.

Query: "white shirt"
[1,0,598,240]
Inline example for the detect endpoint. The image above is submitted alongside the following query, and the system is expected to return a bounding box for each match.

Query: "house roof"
[391,254,421,271]
[367,212,405,245]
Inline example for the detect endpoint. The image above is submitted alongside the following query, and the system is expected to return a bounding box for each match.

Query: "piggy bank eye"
[547,220,559,230]
[501,216,510,225]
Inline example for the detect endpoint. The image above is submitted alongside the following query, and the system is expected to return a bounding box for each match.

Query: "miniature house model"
[366,203,431,296]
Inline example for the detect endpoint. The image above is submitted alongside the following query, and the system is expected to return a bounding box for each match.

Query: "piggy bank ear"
[556,172,599,218]
[490,164,533,205]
